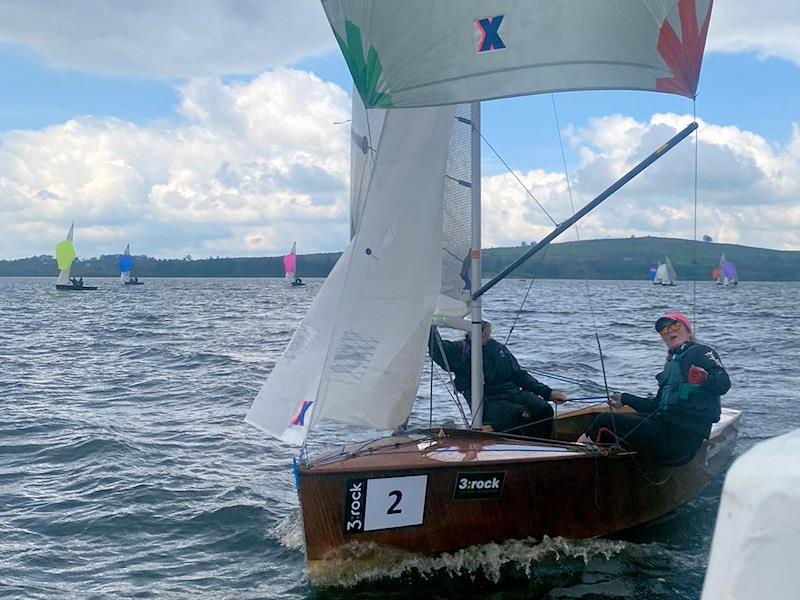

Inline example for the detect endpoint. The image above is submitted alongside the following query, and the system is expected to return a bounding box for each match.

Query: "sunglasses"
[659,322,683,335]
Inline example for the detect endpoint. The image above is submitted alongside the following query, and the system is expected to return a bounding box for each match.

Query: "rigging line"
[552,94,610,439]
[692,99,699,329]
[503,244,549,346]
[523,367,610,393]
[429,354,434,429]
[551,95,601,334]
[431,327,471,427]
[477,129,559,226]
[595,331,618,448]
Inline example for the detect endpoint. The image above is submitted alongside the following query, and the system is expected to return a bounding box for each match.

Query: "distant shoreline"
[3,236,799,281]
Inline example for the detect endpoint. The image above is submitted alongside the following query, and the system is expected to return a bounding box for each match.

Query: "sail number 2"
[344,475,428,533]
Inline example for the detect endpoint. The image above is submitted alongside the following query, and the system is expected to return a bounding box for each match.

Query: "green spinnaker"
[55,240,76,270]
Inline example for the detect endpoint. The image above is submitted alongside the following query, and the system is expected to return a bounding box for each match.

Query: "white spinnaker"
[246,105,455,444]
[322,0,712,108]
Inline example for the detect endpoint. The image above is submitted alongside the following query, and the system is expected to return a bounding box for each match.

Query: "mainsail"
[119,244,133,283]
[246,106,455,444]
[283,242,297,281]
[322,0,712,108]
[665,256,679,284]
[351,96,472,318]
[55,224,76,285]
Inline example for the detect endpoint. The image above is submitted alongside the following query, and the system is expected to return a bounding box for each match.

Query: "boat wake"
[308,535,628,588]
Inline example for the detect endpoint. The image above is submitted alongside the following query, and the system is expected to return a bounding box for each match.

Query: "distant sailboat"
[712,253,737,286]
[653,256,678,286]
[55,224,97,291]
[284,242,304,286]
[119,244,143,285]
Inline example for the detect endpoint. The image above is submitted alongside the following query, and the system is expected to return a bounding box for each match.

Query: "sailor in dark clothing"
[579,313,730,466]
[429,321,568,438]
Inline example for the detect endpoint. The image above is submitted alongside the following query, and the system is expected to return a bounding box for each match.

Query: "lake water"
[1,277,797,599]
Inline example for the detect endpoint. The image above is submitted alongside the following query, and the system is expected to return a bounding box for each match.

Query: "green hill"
[2,237,798,281]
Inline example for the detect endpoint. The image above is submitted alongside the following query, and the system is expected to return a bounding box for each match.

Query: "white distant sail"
[652,256,677,286]
[246,105,455,444]
[323,0,711,108]
[653,262,667,285]
[665,256,678,285]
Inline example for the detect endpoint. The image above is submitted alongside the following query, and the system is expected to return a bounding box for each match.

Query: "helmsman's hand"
[608,392,624,409]
[550,390,568,405]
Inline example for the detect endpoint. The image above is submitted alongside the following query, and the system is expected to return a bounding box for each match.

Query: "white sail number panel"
[344,475,428,533]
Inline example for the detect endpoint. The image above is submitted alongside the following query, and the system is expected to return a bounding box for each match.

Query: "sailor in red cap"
[578,312,730,465]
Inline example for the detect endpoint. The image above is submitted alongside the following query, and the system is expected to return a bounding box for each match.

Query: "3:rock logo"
[344,478,366,532]
[453,471,505,500]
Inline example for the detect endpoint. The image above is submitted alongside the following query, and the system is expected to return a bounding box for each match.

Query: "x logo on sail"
[475,15,505,53]
[289,400,313,427]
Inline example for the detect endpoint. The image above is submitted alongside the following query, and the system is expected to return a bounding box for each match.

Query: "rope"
[550,94,616,441]
[478,131,558,226]
[692,98,699,330]
[431,327,471,427]
[429,354,434,428]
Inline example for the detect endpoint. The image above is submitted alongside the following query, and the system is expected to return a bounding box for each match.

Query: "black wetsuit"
[586,341,730,465]
[429,331,554,438]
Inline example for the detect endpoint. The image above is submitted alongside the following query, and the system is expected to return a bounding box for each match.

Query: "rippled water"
[1,277,797,599]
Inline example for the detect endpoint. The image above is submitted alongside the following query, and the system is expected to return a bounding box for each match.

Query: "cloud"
[0,68,350,259]
[2,71,800,261]
[0,0,334,77]
[708,0,800,65]
[481,113,800,250]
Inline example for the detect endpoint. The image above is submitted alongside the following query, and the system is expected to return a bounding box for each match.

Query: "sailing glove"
[688,365,708,385]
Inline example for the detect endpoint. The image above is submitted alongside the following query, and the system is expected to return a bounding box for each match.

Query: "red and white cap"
[655,312,692,332]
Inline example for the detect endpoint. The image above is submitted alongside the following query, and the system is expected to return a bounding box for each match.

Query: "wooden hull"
[297,407,740,576]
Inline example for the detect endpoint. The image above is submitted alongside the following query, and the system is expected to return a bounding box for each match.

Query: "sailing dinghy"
[712,253,737,286]
[246,0,739,577]
[653,256,678,286]
[55,224,97,291]
[284,242,305,286]
[119,244,144,285]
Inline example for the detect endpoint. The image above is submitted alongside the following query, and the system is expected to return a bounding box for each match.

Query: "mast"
[469,101,483,429]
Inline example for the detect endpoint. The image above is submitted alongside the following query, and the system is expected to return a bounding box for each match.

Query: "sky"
[1,0,799,260]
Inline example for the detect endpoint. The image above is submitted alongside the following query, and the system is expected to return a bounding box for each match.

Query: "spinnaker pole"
[472,122,699,300]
